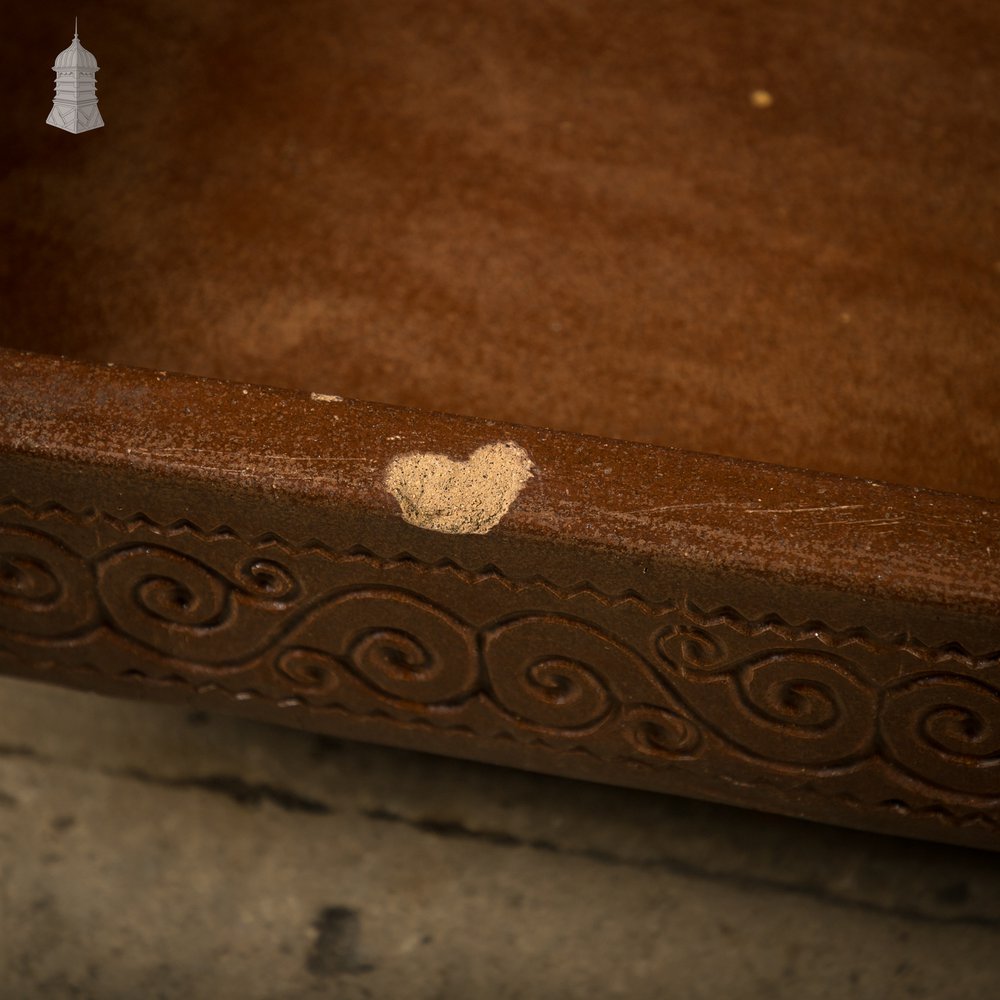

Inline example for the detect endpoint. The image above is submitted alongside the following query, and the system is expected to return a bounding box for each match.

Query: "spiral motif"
[6,493,1000,841]
[99,547,231,633]
[134,573,227,628]
[344,610,476,703]
[624,706,702,759]
[274,647,342,696]
[234,558,300,604]
[0,525,97,636]
[95,545,303,664]
[653,646,877,767]
[881,676,1000,796]
[481,615,623,730]
[351,628,439,685]
[721,652,876,764]
[654,625,729,672]
[271,588,480,704]
[741,659,841,730]
[1,555,59,605]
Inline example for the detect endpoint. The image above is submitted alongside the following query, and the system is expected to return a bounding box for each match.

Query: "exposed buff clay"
[384,442,534,534]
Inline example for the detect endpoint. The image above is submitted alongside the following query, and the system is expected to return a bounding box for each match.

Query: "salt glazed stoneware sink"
[2,1,998,849]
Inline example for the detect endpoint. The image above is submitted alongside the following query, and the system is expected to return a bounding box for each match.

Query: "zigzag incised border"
[1,496,999,836]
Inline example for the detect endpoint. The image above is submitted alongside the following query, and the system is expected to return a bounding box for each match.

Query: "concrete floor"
[1,677,998,999]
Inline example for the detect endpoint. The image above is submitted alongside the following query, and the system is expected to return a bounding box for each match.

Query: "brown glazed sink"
[2,1,998,849]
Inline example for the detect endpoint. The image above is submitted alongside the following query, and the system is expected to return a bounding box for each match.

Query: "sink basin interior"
[3,1,998,499]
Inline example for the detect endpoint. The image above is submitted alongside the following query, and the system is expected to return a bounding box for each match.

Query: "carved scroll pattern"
[1,501,999,824]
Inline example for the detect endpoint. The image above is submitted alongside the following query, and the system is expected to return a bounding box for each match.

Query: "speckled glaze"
[1,350,998,849]
[2,2,999,848]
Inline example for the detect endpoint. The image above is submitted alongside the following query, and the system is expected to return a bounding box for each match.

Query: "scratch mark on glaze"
[816,518,906,527]
[628,502,866,516]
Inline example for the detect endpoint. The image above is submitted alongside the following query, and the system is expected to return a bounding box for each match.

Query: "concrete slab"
[1,677,998,999]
